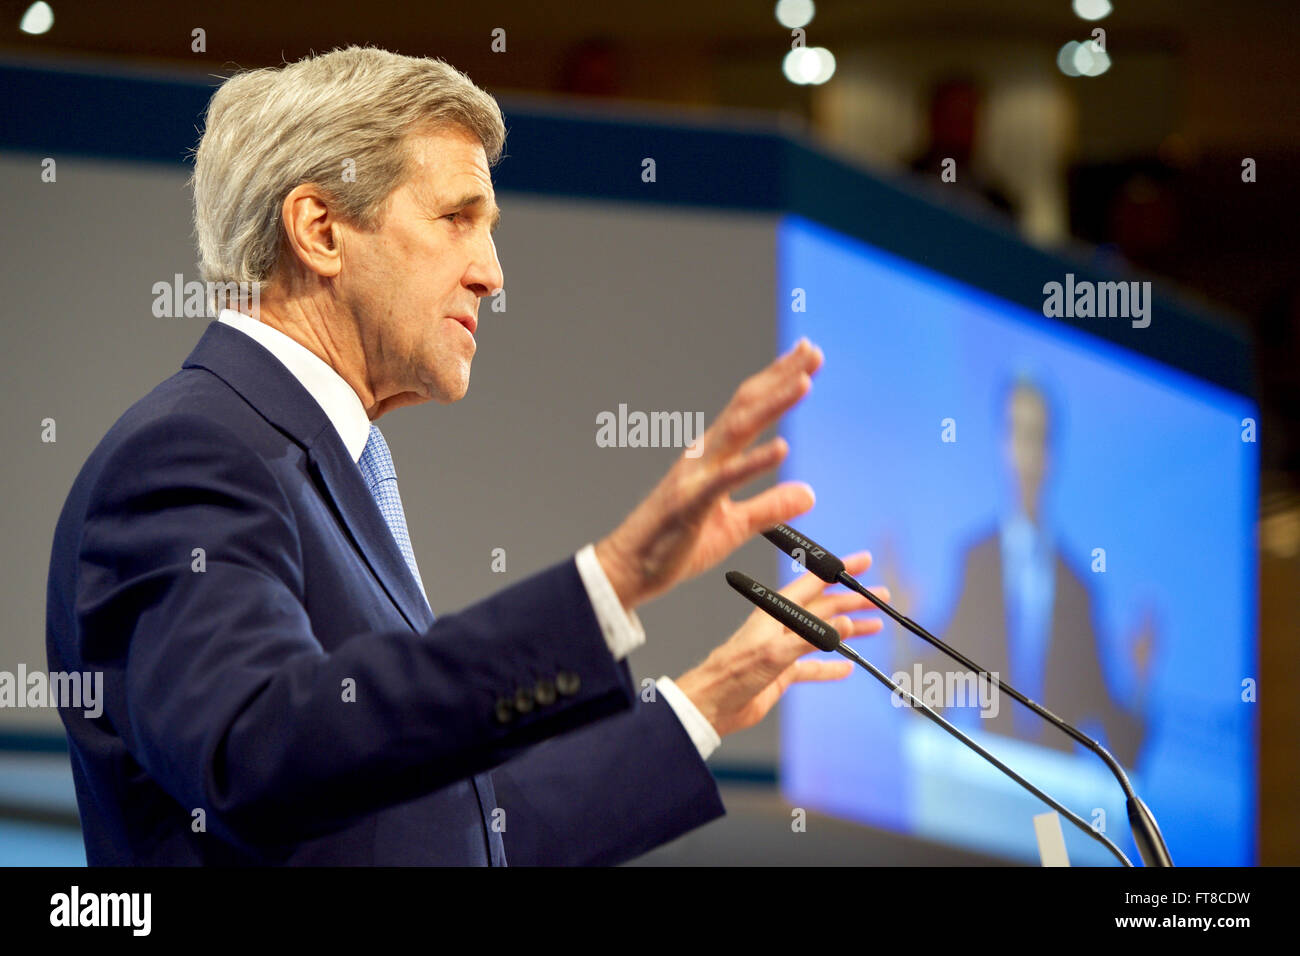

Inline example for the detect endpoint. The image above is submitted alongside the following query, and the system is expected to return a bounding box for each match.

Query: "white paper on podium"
[1033,811,1071,866]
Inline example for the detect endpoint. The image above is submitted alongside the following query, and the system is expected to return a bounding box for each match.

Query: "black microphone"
[724,571,840,651]
[760,523,1174,867]
[725,570,1133,867]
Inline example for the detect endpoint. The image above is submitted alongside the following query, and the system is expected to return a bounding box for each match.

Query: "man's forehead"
[407,125,490,175]
[404,131,500,226]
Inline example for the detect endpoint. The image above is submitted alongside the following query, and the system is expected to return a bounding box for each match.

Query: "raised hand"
[595,339,824,610]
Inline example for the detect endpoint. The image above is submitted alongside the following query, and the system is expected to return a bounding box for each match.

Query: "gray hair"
[190,45,506,294]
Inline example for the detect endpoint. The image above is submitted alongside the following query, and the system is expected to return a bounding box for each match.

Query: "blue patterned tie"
[357,423,431,611]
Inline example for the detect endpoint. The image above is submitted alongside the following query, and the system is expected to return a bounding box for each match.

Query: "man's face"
[339,125,503,415]
[1007,386,1049,515]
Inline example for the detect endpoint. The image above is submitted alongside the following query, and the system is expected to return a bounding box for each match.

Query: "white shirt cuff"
[574,543,645,661]
[655,675,722,762]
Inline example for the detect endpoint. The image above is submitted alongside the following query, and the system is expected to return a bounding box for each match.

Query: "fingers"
[779,613,880,654]
[841,551,873,576]
[698,378,806,474]
[807,586,890,620]
[784,614,883,665]
[732,481,816,542]
[824,612,882,640]
[704,340,822,461]
[783,658,854,686]
[780,565,833,606]
[772,338,825,385]
[776,551,881,611]
[695,435,791,504]
[776,549,880,607]
[741,341,823,426]
[673,341,823,528]
[841,616,885,638]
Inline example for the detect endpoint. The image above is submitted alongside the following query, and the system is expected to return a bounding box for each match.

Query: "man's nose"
[466,234,504,299]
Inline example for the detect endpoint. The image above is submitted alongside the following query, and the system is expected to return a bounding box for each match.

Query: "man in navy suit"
[45,46,885,865]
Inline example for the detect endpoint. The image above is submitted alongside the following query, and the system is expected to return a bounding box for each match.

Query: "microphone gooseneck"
[725,569,1134,867]
[757,523,1175,867]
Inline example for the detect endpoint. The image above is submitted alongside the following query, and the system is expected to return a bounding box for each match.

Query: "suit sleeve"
[76,413,635,853]
[913,544,987,714]
[490,664,725,865]
[1070,582,1146,769]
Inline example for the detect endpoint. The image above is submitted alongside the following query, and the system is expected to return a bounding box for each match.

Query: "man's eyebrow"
[447,193,502,233]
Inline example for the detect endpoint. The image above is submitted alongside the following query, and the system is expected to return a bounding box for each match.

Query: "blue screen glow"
[777,214,1257,866]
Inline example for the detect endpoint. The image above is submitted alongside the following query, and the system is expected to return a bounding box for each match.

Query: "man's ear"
[280,183,342,279]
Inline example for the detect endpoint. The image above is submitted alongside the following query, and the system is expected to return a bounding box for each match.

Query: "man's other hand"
[675,551,887,738]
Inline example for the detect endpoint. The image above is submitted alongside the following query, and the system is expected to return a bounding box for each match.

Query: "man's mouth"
[449,315,478,337]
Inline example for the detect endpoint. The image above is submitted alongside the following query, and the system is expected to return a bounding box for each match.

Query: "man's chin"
[435,385,469,405]
[410,357,472,407]
[429,371,471,405]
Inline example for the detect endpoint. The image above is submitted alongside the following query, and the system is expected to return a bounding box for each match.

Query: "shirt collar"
[1001,508,1052,563]
[217,309,372,462]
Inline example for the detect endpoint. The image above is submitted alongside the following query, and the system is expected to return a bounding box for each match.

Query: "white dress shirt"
[216,309,720,760]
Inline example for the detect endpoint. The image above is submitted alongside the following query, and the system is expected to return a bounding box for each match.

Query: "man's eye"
[443,212,461,223]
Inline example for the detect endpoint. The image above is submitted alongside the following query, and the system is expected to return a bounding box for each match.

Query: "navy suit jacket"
[46,320,724,865]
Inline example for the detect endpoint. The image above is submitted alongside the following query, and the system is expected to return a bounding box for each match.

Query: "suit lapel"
[307,437,436,633]
[182,320,436,634]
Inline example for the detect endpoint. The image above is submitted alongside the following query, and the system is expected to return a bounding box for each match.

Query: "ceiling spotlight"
[1081,44,1111,76]
[1072,42,1097,76]
[807,47,836,85]
[1057,40,1083,76]
[20,1,54,35]
[775,0,815,30]
[1072,0,1113,21]
[783,48,814,84]
[1059,39,1112,77]
[783,46,835,85]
